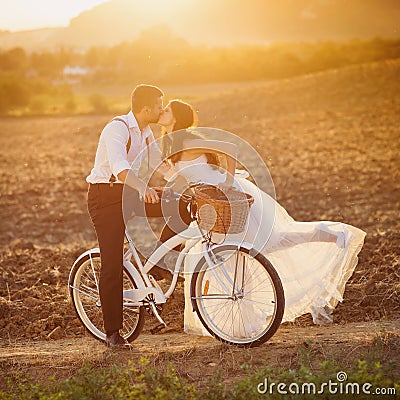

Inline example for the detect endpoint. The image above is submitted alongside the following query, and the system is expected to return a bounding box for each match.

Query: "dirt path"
[1,320,399,388]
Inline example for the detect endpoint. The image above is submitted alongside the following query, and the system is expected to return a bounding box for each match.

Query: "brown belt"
[89,182,123,188]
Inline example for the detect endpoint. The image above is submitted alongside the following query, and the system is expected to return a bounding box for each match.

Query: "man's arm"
[103,122,132,179]
[117,169,159,203]
[103,122,159,203]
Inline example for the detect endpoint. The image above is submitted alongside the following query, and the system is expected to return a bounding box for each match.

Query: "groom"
[86,84,189,348]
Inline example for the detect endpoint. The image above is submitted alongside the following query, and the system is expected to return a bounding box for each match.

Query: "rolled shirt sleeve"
[103,122,131,177]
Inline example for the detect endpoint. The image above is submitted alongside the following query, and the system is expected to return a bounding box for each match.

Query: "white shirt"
[86,111,162,184]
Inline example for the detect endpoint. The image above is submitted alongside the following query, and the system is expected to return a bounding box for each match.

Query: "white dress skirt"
[165,155,366,335]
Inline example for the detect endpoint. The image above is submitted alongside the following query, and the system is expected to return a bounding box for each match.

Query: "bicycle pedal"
[143,294,163,315]
[144,303,163,315]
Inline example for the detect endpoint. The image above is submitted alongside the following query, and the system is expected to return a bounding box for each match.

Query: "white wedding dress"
[166,155,366,335]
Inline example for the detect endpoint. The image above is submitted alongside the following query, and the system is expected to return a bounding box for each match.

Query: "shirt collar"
[127,110,152,136]
[127,110,139,130]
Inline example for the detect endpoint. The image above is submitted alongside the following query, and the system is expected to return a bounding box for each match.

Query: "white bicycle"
[68,186,285,347]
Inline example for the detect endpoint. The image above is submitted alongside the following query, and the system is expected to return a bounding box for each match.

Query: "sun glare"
[144,0,186,8]
[142,0,196,17]
[0,0,201,31]
[0,0,108,31]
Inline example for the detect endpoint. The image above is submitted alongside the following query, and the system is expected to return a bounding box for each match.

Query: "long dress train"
[165,155,366,335]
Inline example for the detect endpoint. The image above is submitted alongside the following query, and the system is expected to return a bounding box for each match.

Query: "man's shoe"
[105,331,132,349]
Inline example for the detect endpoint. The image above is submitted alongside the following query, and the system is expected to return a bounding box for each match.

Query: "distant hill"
[1,0,399,51]
[195,58,400,129]
[0,28,61,50]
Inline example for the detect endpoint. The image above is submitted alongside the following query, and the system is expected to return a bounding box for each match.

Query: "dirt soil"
[1,320,399,389]
[0,59,399,387]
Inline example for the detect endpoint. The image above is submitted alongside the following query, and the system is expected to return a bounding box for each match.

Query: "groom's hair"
[131,84,164,113]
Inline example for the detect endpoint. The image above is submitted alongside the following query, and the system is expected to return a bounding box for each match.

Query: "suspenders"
[109,117,150,184]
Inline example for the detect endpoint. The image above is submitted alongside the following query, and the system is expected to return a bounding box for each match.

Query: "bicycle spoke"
[219,301,235,334]
[242,271,272,294]
[228,302,241,338]
[242,257,265,287]
[231,251,239,296]
[241,301,261,335]
[237,303,250,338]
[193,246,284,346]
[71,285,98,300]
[80,283,99,294]
[203,299,232,328]
[90,256,99,289]
[82,270,98,287]
[241,297,275,308]
[71,255,144,342]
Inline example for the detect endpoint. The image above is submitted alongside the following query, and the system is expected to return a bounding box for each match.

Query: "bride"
[156,99,366,331]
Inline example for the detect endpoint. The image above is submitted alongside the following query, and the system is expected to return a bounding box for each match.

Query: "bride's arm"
[183,139,237,156]
[183,139,237,185]
[223,152,236,186]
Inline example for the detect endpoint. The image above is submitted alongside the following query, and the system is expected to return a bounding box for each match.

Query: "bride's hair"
[170,100,198,131]
[162,100,220,167]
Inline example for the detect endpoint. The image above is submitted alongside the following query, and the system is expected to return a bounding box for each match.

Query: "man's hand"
[118,169,159,203]
[142,187,160,203]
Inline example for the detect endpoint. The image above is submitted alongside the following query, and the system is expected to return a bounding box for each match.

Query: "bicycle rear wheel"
[191,245,284,347]
[69,252,145,342]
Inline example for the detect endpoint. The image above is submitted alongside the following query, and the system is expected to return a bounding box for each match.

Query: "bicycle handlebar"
[157,182,236,204]
[155,183,208,204]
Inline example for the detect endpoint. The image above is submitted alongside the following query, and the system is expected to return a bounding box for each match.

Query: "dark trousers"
[87,183,191,334]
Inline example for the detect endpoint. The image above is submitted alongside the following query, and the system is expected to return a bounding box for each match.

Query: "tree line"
[0,33,399,114]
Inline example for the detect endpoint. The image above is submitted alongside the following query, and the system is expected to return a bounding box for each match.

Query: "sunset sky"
[0,0,398,47]
[0,0,108,31]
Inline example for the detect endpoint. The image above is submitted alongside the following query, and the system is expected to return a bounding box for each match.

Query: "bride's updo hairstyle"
[162,100,219,167]
[170,100,198,131]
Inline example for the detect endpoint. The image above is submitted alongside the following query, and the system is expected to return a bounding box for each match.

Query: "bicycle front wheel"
[69,252,145,342]
[190,245,284,347]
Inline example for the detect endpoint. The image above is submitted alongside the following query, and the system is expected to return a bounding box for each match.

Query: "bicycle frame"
[122,222,206,304]
[121,183,246,303]
[121,221,246,308]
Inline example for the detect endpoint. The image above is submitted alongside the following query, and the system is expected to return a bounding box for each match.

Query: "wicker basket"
[194,185,254,234]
